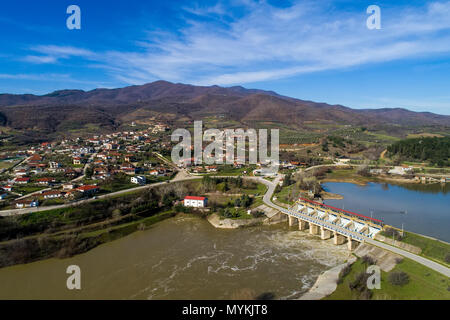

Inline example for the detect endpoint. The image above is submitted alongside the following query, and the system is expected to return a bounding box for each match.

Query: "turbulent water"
[0,216,350,300]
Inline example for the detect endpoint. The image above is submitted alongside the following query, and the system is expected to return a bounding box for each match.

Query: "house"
[42,190,63,199]
[48,161,61,169]
[192,166,205,173]
[105,143,119,150]
[205,165,218,172]
[76,185,99,195]
[149,169,160,176]
[36,178,56,186]
[15,199,39,208]
[73,157,82,165]
[183,196,207,208]
[121,167,137,175]
[124,154,136,162]
[14,169,28,176]
[14,177,30,184]
[3,185,12,192]
[29,154,42,162]
[131,175,146,185]
[63,183,75,190]
[388,166,413,176]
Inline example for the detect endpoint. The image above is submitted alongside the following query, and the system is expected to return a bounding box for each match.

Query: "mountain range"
[0,80,448,141]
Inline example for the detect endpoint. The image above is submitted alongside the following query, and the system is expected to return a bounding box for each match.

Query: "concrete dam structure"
[285,198,383,250]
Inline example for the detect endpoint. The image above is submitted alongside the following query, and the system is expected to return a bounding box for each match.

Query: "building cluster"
[0,122,174,209]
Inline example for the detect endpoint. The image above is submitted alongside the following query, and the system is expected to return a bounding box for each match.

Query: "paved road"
[258,176,450,278]
[0,176,202,217]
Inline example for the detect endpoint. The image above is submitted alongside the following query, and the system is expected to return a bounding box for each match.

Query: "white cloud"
[23,45,94,64]
[20,1,450,86]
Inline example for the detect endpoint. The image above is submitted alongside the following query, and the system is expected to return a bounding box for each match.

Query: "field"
[384,230,450,266]
[325,257,450,300]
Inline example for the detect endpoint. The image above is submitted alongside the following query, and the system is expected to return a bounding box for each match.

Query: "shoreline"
[206,211,360,300]
[299,256,357,300]
[206,213,265,229]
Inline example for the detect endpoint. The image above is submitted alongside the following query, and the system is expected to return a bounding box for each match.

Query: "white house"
[388,166,413,176]
[183,196,207,208]
[15,199,39,209]
[131,175,146,185]
[42,190,63,199]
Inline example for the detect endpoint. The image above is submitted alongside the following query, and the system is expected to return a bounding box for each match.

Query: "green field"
[396,231,450,266]
[326,257,450,300]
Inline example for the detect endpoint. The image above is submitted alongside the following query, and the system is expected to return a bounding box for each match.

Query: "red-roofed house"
[183,196,207,208]
[15,177,30,184]
[76,185,99,195]
[36,178,56,186]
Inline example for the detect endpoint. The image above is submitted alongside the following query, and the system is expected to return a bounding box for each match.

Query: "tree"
[357,165,371,177]
[388,271,409,286]
[283,173,293,187]
[85,166,94,178]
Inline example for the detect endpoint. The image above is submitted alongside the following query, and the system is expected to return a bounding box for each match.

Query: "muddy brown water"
[0,216,350,299]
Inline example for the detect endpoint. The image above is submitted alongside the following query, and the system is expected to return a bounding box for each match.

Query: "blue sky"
[1,0,450,115]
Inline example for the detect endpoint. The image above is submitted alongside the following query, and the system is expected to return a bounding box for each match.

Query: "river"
[323,182,450,242]
[0,216,350,299]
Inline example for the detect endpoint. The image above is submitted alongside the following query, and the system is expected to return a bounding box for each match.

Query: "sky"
[1,0,450,115]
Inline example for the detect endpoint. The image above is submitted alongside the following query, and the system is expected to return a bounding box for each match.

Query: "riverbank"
[0,209,177,268]
[207,213,265,229]
[299,256,356,300]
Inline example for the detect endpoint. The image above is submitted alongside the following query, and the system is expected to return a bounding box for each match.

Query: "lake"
[323,182,449,242]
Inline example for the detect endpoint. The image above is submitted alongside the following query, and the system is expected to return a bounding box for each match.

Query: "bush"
[357,165,371,177]
[388,271,410,286]
[362,255,376,266]
[337,264,352,284]
[384,227,403,241]
[359,288,373,300]
[348,272,369,291]
[251,210,265,218]
[445,253,450,264]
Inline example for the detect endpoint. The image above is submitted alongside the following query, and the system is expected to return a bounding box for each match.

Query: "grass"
[206,165,255,176]
[398,231,450,266]
[325,257,450,300]
[80,210,176,239]
[323,168,374,185]
[12,185,47,195]
[273,184,295,205]
[241,182,267,196]
[0,160,20,170]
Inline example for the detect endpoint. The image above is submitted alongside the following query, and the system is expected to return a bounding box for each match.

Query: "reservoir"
[323,182,450,242]
[0,216,349,299]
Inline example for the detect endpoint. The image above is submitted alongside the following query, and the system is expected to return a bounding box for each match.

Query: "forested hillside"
[387,137,450,166]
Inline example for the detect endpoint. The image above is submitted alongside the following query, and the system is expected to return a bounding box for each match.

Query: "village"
[0,122,176,209]
[0,119,447,212]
